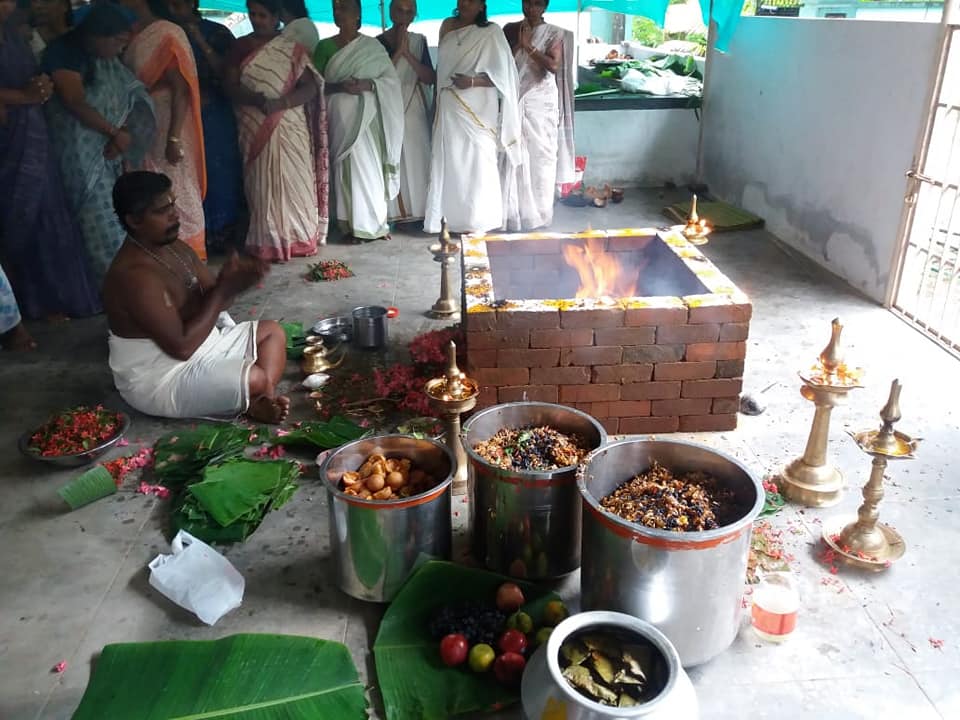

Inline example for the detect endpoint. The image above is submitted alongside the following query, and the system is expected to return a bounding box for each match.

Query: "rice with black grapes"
[472,426,590,471]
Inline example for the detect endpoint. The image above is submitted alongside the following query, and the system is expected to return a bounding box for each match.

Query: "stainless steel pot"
[312,316,353,345]
[462,402,606,579]
[578,439,764,667]
[521,611,699,720]
[351,306,398,349]
[319,434,454,602]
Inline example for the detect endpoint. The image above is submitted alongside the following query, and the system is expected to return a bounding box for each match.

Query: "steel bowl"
[521,610,699,719]
[18,412,132,468]
[311,316,353,345]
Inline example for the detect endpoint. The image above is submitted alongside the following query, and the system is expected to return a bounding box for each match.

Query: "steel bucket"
[462,402,607,579]
[351,306,398,349]
[578,439,764,667]
[319,434,454,602]
[521,611,698,719]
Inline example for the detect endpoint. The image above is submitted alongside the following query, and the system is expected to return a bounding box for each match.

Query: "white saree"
[282,17,320,54]
[501,23,575,231]
[324,35,404,239]
[385,32,433,223]
[423,23,520,235]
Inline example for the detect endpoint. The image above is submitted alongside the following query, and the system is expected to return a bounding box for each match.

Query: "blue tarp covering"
[200,0,743,52]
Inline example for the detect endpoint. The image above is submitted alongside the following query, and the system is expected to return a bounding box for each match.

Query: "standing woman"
[27,0,71,60]
[121,0,207,260]
[377,0,434,225]
[280,0,318,52]
[0,0,100,320]
[314,0,403,242]
[167,0,245,252]
[43,4,155,282]
[501,0,573,230]
[423,0,520,235]
[225,0,326,260]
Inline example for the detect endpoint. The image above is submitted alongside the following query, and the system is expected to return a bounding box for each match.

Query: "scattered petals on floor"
[52,661,67,674]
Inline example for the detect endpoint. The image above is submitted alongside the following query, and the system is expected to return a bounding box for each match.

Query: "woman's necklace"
[128,236,203,295]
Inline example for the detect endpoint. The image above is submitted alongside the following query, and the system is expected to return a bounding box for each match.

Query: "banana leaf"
[282,321,306,360]
[153,424,251,489]
[189,460,299,527]
[271,416,368,450]
[57,466,116,510]
[72,633,367,720]
[373,560,560,720]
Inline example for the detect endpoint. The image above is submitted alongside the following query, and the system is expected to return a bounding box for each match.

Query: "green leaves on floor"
[71,634,367,720]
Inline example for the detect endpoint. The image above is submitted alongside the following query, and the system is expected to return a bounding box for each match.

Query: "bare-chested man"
[103,171,290,423]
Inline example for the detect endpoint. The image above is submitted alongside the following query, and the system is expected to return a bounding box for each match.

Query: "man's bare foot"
[247,395,291,424]
[1,324,37,351]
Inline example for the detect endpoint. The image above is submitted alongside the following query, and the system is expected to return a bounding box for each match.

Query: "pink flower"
[52,661,67,674]
[275,428,291,437]
[117,439,130,447]
[929,638,944,650]
[137,483,170,499]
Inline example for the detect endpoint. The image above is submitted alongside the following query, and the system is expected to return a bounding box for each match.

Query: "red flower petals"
[28,406,122,457]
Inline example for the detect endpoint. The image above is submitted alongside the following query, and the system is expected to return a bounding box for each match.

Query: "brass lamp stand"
[425,341,478,496]
[780,318,864,507]
[427,219,461,320]
[822,380,918,571]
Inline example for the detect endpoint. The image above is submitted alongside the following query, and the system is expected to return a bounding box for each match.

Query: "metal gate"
[890,4,960,358]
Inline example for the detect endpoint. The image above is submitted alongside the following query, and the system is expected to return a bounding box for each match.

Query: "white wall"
[575,108,700,186]
[701,17,941,303]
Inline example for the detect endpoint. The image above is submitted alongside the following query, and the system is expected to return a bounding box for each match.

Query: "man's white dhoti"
[108,321,258,419]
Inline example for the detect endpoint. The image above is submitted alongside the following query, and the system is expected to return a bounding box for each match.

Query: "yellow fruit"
[534,626,553,647]
[468,643,496,672]
[507,611,534,634]
[542,600,568,627]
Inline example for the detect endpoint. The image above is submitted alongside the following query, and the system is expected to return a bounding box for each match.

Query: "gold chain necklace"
[128,236,203,295]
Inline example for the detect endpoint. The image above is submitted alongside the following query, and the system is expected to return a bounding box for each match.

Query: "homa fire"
[461,229,753,434]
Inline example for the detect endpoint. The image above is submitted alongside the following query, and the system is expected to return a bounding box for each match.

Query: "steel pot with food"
[521,610,698,719]
[577,439,764,667]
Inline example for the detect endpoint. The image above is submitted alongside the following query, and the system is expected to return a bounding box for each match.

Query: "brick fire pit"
[460,229,751,433]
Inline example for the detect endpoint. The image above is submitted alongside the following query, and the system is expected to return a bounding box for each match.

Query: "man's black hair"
[113,171,173,233]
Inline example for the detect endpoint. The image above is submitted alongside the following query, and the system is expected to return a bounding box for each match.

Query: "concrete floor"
[1,189,957,719]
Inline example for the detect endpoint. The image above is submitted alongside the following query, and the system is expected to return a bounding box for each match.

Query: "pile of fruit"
[339,452,438,501]
[428,582,568,687]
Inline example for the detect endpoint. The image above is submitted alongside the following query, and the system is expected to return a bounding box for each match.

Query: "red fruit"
[493,651,526,687]
[498,629,528,655]
[495,582,525,613]
[439,634,469,667]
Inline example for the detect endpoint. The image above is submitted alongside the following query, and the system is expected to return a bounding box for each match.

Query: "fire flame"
[561,238,640,300]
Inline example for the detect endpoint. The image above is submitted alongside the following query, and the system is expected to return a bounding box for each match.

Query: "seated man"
[104,171,290,423]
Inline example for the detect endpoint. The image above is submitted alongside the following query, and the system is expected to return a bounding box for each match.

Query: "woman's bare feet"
[247,395,291,424]
[1,323,37,351]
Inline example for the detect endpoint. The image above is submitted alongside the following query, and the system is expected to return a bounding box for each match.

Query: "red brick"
[656,323,720,344]
[497,349,559,368]
[594,327,656,346]
[473,367,529,386]
[719,323,750,342]
[688,302,752,324]
[465,311,497,333]
[713,397,740,414]
[474,385,498,410]
[498,385,559,403]
[679,414,738,431]
[599,417,620,434]
[591,364,653,384]
[654,361,716,381]
[496,310,560,330]
[682,378,744,399]
[651,398,712,416]
[622,345,684,363]
[624,306,687,327]
[559,384,620,403]
[685,342,747,362]
[531,366,592,385]
[716,359,746,378]
[529,328,594,348]
[465,349,498,369]
[608,400,652,417]
[620,416,680,434]
[466,330,530,350]
[560,308,625,329]
[586,402,611,418]
[621,381,681,401]
[561,346,623,366]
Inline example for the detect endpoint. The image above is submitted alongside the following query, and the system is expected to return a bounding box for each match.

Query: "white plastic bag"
[148,530,245,625]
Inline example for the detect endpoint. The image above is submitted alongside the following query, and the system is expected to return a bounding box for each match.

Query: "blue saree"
[0,265,21,335]
[0,23,101,319]
[43,36,156,282]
